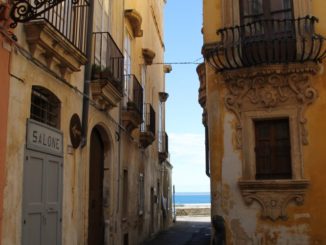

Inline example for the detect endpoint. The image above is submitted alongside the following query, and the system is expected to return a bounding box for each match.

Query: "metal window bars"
[10,0,90,54]
[124,74,144,115]
[92,32,124,93]
[141,103,156,135]
[30,86,61,129]
[205,16,326,72]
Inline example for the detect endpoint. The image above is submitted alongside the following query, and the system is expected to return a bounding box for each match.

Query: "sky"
[164,0,210,193]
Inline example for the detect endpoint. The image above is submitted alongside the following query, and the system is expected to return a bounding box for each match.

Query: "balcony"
[23,0,89,77]
[205,16,326,72]
[158,132,169,162]
[90,32,124,110]
[140,104,156,148]
[122,75,143,132]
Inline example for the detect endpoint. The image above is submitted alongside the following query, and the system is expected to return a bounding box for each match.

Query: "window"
[122,170,128,218]
[141,65,147,131]
[239,109,309,220]
[240,0,293,25]
[123,30,132,104]
[30,86,60,129]
[158,102,163,151]
[239,0,295,64]
[254,119,292,180]
[138,173,144,215]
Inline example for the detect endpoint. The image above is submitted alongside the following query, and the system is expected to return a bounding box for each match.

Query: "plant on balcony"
[91,64,102,80]
[101,67,114,79]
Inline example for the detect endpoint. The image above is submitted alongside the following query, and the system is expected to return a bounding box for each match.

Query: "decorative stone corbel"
[163,65,172,73]
[239,180,309,221]
[142,48,156,65]
[159,92,169,103]
[124,9,143,37]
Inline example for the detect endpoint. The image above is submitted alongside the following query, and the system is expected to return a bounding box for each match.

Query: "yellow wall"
[1,0,171,245]
[202,0,326,243]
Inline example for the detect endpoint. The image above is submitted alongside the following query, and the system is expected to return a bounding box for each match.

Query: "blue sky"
[164,0,210,192]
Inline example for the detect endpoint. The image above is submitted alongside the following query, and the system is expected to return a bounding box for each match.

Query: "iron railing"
[205,16,326,72]
[92,32,124,93]
[159,131,168,154]
[124,74,143,115]
[141,103,156,135]
[16,0,90,54]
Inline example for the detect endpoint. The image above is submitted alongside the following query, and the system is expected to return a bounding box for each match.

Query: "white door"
[22,150,63,245]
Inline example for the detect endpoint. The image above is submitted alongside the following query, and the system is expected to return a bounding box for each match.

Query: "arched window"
[30,86,61,129]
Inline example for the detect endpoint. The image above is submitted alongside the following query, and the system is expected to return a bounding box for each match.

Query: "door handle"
[47,207,55,212]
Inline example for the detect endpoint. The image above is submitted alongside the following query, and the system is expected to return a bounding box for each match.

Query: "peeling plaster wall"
[204,0,326,244]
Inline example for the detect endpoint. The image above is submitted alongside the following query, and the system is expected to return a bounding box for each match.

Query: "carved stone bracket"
[239,180,309,221]
[91,80,123,111]
[24,20,87,78]
[223,63,319,148]
[124,9,143,37]
[142,48,156,65]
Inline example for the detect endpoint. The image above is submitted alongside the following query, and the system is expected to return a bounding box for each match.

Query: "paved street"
[142,216,211,245]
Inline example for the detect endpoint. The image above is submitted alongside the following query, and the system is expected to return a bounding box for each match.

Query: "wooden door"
[88,128,105,245]
[22,151,62,245]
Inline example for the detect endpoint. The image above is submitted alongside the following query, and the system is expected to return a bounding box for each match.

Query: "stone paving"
[142,216,211,245]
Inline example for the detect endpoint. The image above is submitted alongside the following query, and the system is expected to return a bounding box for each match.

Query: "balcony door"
[94,0,110,67]
[239,0,295,64]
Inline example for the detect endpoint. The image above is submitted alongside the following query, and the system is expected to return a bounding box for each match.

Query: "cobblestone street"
[142,217,211,245]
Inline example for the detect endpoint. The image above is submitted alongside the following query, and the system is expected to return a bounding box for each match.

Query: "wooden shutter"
[254,119,292,179]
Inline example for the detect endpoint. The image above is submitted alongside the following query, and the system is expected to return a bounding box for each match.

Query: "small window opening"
[30,86,61,129]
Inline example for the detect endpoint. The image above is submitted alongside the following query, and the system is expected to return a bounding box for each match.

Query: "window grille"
[30,86,60,129]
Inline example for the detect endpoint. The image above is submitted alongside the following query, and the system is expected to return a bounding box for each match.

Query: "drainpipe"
[205,125,210,177]
[81,0,95,148]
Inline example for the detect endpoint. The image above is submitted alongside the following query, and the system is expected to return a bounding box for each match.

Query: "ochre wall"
[0,35,10,245]
[203,0,326,243]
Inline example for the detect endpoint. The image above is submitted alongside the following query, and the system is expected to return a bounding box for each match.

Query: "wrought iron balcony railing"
[124,74,143,115]
[141,103,156,135]
[92,32,124,93]
[11,0,89,54]
[205,16,326,72]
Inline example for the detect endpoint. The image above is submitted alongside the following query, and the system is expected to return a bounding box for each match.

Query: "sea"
[174,192,211,205]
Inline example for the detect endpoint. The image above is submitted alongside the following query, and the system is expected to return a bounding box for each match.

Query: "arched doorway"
[88,127,105,245]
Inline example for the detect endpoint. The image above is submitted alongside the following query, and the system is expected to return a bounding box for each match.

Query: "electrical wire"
[152,57,204,65]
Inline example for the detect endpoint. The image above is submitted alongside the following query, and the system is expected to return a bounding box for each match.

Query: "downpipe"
[81,0,95,148]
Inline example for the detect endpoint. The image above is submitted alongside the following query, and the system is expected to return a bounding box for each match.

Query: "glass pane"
[270,0,291,12]
[242,0,263,16]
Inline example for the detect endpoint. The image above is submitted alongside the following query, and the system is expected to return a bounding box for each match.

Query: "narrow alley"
[142,217,211,245]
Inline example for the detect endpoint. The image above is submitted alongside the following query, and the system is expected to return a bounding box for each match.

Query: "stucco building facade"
[0,1,14,243]
[199,0,326,244]
[0,0,172,245]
